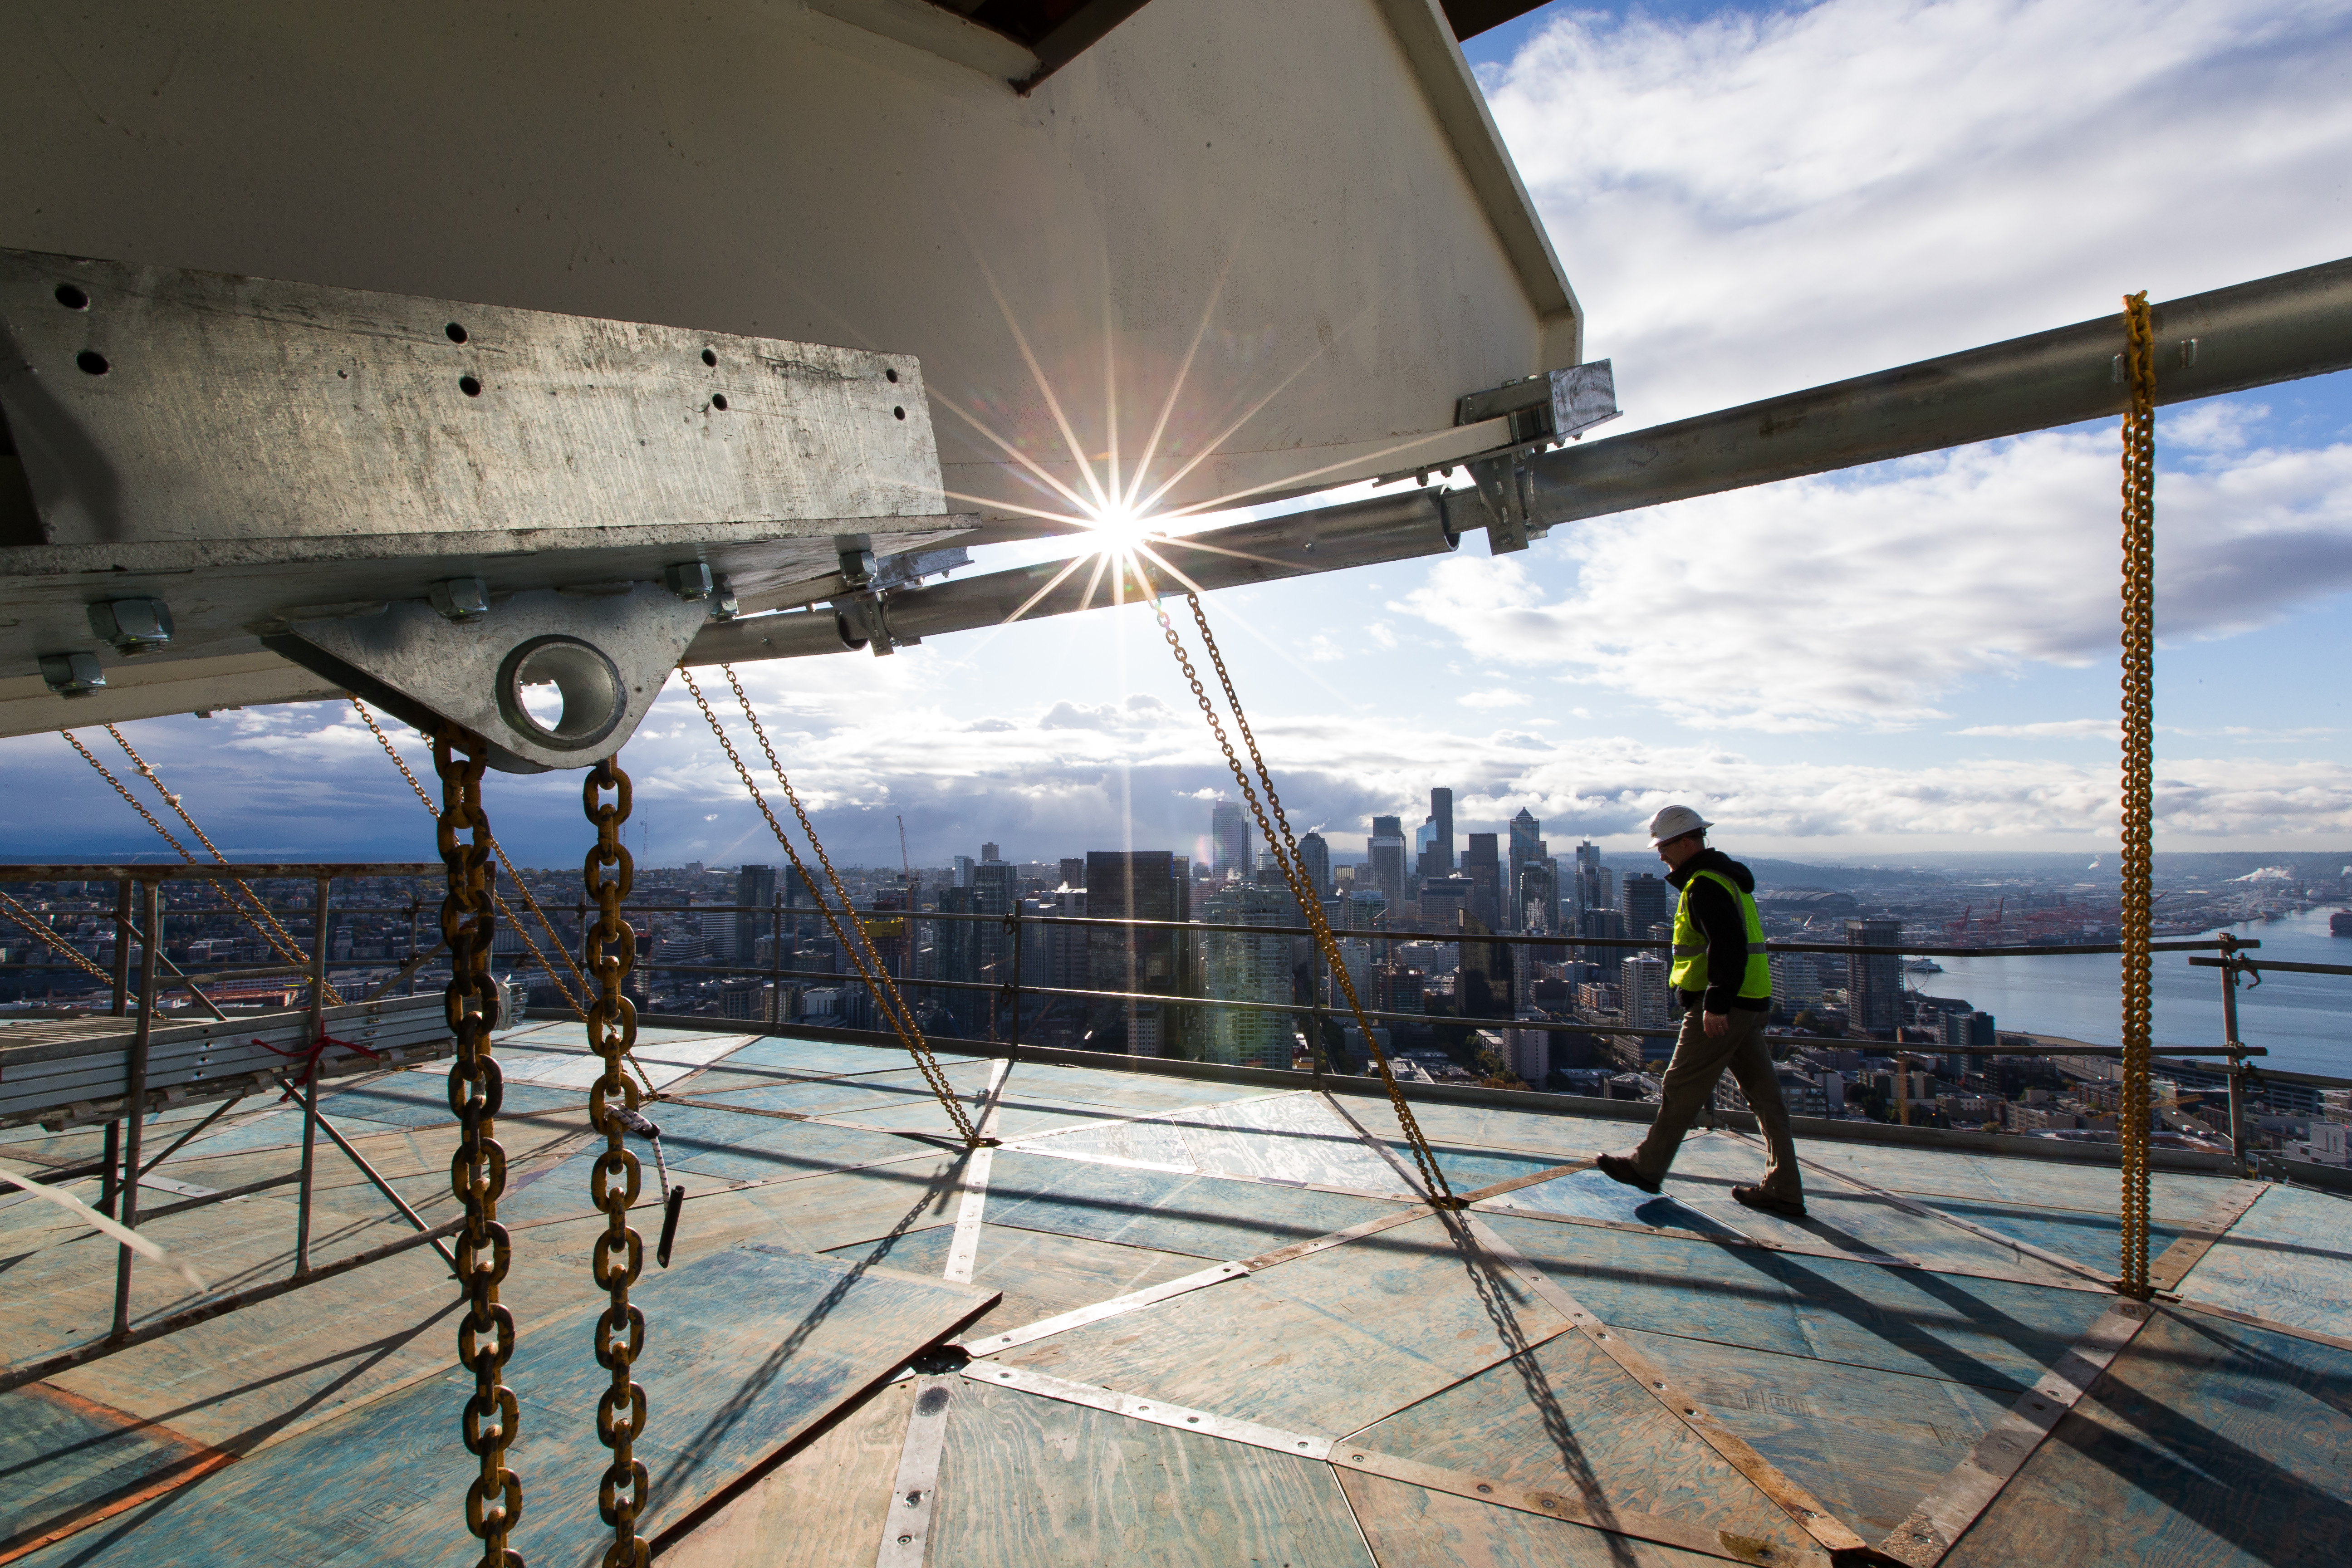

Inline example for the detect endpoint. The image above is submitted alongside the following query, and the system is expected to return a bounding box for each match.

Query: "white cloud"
[1459,688,1533,710]
[1396,429,2352,730]
[1957,719,2116,737]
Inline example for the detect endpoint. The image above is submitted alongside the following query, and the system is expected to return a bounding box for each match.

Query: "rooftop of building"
[5,1015,2348,1566]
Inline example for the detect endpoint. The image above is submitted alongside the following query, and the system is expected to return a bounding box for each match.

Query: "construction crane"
[897,814,914,895]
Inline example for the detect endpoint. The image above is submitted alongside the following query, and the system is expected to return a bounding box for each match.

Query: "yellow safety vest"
[1668,869,1772,1000]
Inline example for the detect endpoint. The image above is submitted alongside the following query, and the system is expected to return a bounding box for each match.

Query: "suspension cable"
[352,698,608,1035]
[583,757,651,1568]
[677,663,982,1148]
[1142,580,1458,1208]
[0,887,116,987]
[2117,292,2157,1301]
[435,725,524,1568]
[62,728,344,1005]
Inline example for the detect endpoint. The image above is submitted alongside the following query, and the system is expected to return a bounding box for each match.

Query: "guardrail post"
[1306,937,1326,1082]
[110,876,160,1339]
[2218,931,2249,1173]
[109,878,132,1016]
[1007,902,1024,1050]
[294,873,330,1275]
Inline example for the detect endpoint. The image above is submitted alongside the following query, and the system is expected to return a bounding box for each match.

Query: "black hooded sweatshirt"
[1662,847,1769,1014]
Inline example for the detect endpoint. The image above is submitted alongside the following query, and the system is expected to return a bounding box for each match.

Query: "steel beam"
[690,255,2352,666]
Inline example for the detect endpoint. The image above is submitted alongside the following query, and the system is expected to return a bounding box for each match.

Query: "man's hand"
[1703,1011,1730,1039]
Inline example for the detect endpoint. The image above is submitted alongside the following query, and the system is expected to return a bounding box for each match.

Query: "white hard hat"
[1648,805,1712,843]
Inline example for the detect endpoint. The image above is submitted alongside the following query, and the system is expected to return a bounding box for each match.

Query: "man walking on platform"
[1596,805,1806,1217]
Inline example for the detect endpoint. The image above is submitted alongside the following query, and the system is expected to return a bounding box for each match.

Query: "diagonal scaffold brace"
[678,663,985,1150]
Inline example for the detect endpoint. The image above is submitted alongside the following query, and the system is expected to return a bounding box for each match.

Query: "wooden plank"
[1940,1304,2352,1567]
[1612,1328,2014,1542]
[0,1382,233,1564]
[1337,1468,1730,1568]
[657,1377,917,1568]
[1874,1176,2269,1566]
[2171,1181,2352,1340]
[1000,1213,1570,1438]
[929,1375,1376,1567]
[1343,1314,1831,1563]
[26,1242,998,1566]
[1462,1216,1870,1558]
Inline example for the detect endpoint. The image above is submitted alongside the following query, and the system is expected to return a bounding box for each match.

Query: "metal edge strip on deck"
[967,1362,1833,1568]
[1871,1178,2271,1566]
[1460,1215,1872,1558]
[940,1059,1013,1285]
[0,1383,238,1566]
[873,1374,956,1568]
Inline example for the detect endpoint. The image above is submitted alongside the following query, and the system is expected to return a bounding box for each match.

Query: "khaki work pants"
[1631,1004,1802,1200]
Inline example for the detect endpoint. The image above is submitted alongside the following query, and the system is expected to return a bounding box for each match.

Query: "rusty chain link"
[2117,292,2157,1300]
[436,726,524,1568]
[676,664,981,1147]
[1146,584,1458,1208]
[0,887,116,986]
[61,727,341,1004]
[584,756,650,1568]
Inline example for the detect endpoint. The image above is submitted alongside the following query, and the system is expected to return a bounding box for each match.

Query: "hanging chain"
[2117,292,2157,1300]
[676,665,981,1147]
[351,699,642,1093]
[1147,587,1458,1208]
[61,727,340,1003]
[0,887,116,986]
[436,727,524,1568]
[584,757,651,1568]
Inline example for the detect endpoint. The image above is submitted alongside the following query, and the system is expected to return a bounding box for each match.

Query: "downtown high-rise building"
[1507,809,1543,916]
[1845,917,1904,1034]
[1297,830,1333,896]
[1461,833,1503,931]
[735,864,777,963]
[1202,881,1297,1069]
[1211,801,1250,882]
[1085,850,1194,1054]
[1367,816,1407,911]
[1416,787,1455,880]
[1621,873,1669,950]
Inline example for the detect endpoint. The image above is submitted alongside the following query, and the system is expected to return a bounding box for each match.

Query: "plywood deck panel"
[994,1062,1277,1115]
[1493,1166,1744,1238]
[1483,1213,2110,1393]
[20,1243,994,1567]
[1791,1141,2235,1224]
[0,1384,228,1563]
[1001,1213,1569,1436]
[679,1058,996,1120]
[1611,1327,2013,1539]
[980,1150,1402,1261]
[1941,1304,2352,1567]
[2171,1181,2352,1339]
[825,1221,1211,1339]
[658,1377,917,1568]
[1336,1094,1646,1163]
[1346,1325,1822,1560]
[702,1036,985,1079]
[1338,1469,1723,1568]
[931,1376,1376,1568]
[661,1113,946,1185]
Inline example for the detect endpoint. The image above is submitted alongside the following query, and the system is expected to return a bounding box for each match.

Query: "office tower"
[1202,881,1296,1069]
[1623,951,1672,1029]
[936,884,985,1036]
[1620,873,1668,951]
[1298,831,1333,896]
[735,864,776,963]
[981,842,1002,863]
[1461,833,1503,930]
[1428,788,1454,875]
[1507,809,1542,909]
[1845,917,1903,1034]
[951,854,975,888]
[1418,877,1469,935]
[1458,909,1511,1018]
[1211,801,1250,882]
[1368,817,1407,911]
[1057,857,1085,890]
[1084,850,1193,1054]
[1771,952,1823,1009]
[1583,906,1627,982]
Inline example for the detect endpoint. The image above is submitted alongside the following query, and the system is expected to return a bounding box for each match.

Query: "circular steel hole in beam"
[497,635,627,751]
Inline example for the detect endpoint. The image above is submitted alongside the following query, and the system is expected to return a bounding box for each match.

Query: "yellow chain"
[1146,587,1458,1208]
[583,758,650,1568]
[62,728,341,1003]
[676,664,981,1147]
[436,727,524,1568]
[0,887,116,986]
[2117,292,2157,1300]
[349,700,632,1085]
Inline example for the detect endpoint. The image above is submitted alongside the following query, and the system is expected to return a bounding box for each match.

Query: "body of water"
[1919,906,2352,1081]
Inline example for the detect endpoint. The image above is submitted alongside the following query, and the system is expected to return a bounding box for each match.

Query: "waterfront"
[1928,905,2352,1080]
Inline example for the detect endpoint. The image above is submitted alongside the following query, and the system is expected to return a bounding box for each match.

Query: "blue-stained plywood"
[933,1378,1377,1567]
[982,1150,1401,1261]
[1945,1305,2352,1567]
[998,1062,1273,1115]
[700,1035,985,1079]
[2174,1182,2352,1339]
[1338,1469,1722,1567]
[1386,1136,1569,1195]
[1335,1094,1646,1164]
[1484,1213,2108,1394]
[1792,1141,2234,1225]
[1487,1167,1738,1238]
[643,1111,935,1186]
[312,1073,579,1131]
[825,1221,1212,1338]
[1002,1214,1572,1436]
[1347,1325,1820,1560]
[18,1244,995,1567]
[0,1384,228,1561]
[1617,1327,2013,1539]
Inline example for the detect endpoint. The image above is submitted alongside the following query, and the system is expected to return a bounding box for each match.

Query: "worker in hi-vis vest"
[1597,805,1806,1218]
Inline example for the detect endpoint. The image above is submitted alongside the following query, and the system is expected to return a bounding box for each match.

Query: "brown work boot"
[1732,1185,1806,1219]
[1595,1153,1661,1195]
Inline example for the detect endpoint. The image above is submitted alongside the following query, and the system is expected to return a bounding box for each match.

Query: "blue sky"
[5,0,2350,872]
